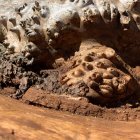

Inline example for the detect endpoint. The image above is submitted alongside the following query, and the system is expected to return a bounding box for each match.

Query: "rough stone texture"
[0,0,140,65]
[60,43,137,103]
[0,42,138,105]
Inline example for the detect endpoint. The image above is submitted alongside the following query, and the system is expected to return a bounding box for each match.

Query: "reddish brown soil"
[0,95,140,140]
[1,86,140,121]
[21,87,140,121]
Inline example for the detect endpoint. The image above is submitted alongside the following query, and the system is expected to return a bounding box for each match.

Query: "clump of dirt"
[0,43,140,121]
[22,87,140,121]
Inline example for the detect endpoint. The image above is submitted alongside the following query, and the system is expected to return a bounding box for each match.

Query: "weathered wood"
[0,95,140,140]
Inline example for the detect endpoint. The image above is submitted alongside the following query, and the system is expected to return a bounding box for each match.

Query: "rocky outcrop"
[0,0,140,65]
[60,41,137,103]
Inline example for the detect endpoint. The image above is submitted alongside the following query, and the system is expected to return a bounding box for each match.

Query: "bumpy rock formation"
[0,0,140,64]
[60,41,137,103]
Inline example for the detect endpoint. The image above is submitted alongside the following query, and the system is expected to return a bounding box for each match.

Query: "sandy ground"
[0,95,140,140]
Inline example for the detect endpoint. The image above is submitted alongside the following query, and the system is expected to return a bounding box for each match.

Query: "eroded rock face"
[0,0,140,65]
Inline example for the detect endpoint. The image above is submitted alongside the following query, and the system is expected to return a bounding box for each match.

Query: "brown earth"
[22,87,140,121]
[1,86,140,121]
[0,95,140,140]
